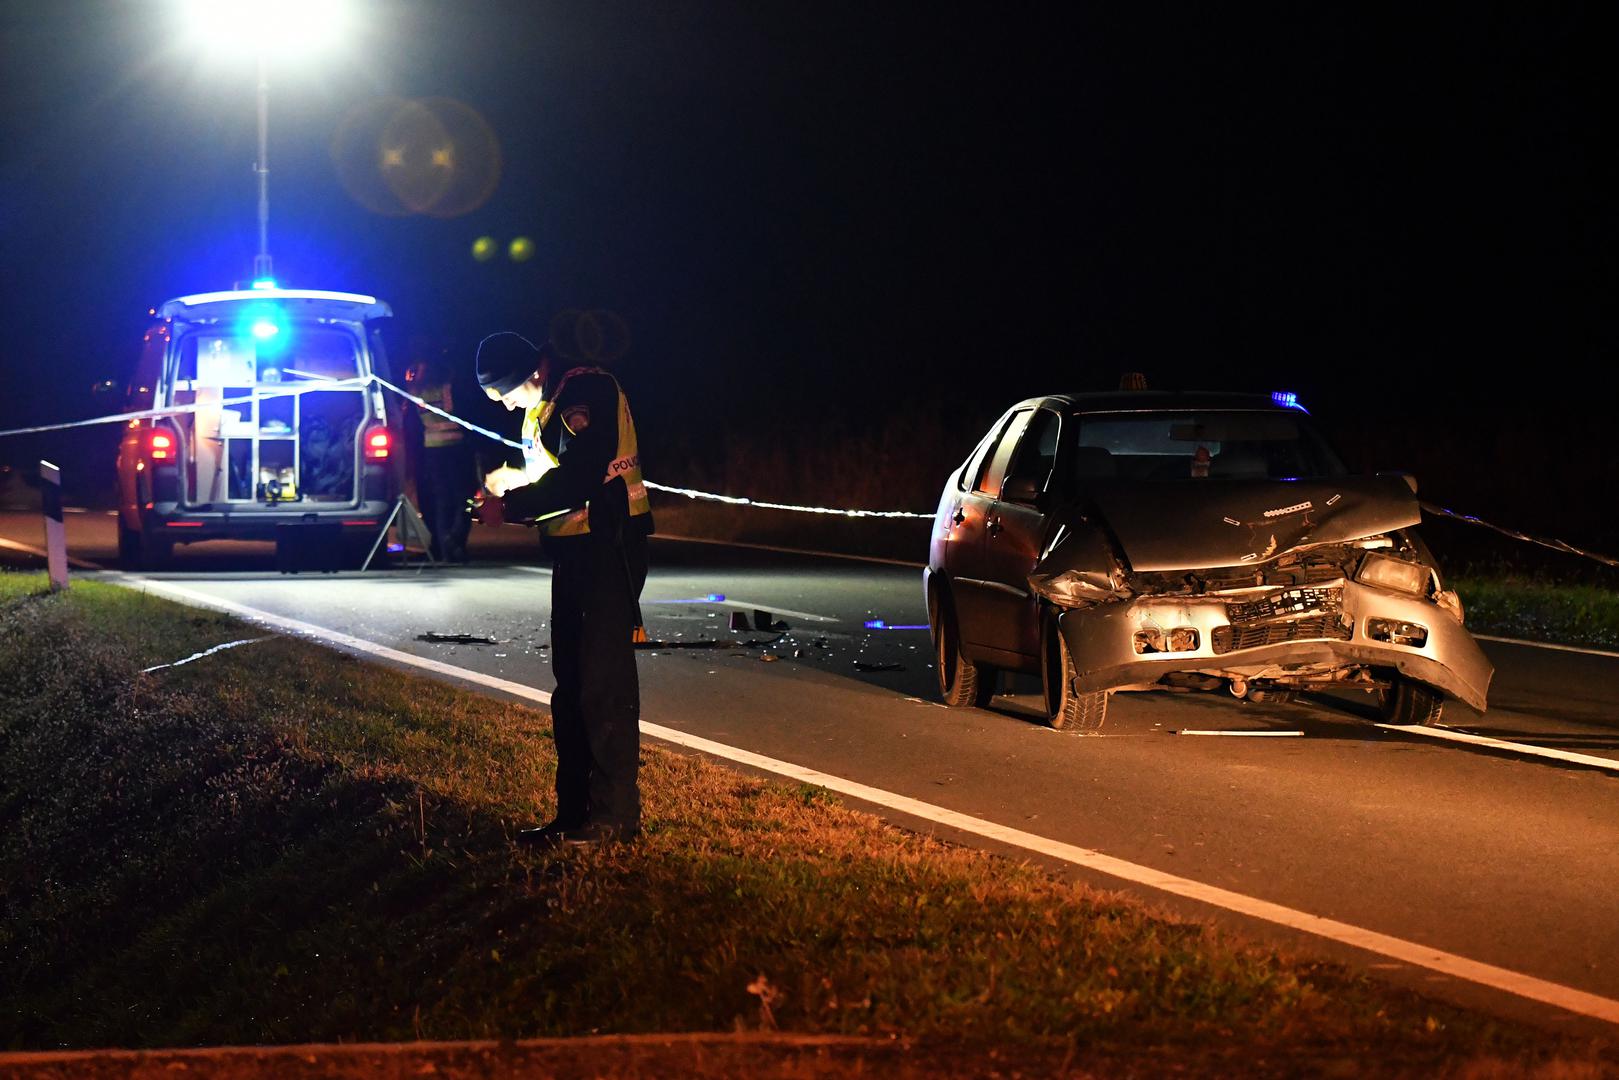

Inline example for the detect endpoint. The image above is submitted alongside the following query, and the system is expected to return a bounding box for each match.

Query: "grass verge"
[1453,575,1619,651]
[0,571,1612,1077]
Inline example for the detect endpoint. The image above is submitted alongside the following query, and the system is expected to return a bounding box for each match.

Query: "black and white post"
[40,460,68,590]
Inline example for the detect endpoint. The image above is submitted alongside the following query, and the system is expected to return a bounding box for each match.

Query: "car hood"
[1086,474,1421,571]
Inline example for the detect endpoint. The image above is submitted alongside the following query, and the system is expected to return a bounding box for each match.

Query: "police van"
[116,287,401,568]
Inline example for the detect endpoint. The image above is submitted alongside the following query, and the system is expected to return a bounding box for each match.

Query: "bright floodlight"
[181,0,349,59]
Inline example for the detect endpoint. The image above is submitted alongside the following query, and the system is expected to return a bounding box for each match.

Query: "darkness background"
[1,3,1616,546]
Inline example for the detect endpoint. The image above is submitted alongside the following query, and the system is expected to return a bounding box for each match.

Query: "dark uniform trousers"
[419,443,472,560]
[547,530,648,831]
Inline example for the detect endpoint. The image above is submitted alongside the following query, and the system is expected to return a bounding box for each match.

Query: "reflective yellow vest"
[521,367,650,538]
[418,383,465,448]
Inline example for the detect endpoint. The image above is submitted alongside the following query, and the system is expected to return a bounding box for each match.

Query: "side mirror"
[1001,475,1043,504]
[1377,470,1419,495]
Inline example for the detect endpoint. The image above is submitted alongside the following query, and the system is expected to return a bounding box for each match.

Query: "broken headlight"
[1355,552,1428,596]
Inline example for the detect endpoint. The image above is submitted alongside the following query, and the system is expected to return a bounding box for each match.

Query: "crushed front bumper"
[1059,578,1493,710]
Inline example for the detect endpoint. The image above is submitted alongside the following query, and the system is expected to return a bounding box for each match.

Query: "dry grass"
[0,572,1613,1076]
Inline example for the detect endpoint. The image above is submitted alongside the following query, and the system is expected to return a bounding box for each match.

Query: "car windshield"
[1071,410,1346,482]
[175,325,363,387]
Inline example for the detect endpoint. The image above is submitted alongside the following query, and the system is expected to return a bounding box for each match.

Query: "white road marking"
[511,566,553,577]
[1377,723,1619,773]
[112,575,552,704]
[1476,634,1619,660]
[0,535,103,570]
[96,573,1619,1026]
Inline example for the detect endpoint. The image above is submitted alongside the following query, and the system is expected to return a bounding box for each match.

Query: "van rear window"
[176,327,362,387]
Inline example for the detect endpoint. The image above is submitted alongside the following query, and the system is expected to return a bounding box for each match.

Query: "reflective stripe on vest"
[419,383,464,448]
[525,367,650,538]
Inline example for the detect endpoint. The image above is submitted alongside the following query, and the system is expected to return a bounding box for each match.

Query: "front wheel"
[1042,609,1108,731]
[1380,676,1444,726]
[931,584,994,708]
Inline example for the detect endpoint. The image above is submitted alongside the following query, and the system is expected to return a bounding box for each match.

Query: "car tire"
[1042,610,1108,731]
[119,520,171,570]
[931,583,994,708]
[1380,676,1444,726]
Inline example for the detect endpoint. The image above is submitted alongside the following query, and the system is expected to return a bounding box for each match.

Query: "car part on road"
[417,632,499,645]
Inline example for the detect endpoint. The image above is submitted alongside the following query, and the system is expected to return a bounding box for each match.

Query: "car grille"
[1212,616,1353,654]
[1213,587,1350,655]
[1225,587,1341,624]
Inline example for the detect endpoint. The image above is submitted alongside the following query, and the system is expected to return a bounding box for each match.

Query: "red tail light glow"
[364,426,392,461]
[149,427,175,461]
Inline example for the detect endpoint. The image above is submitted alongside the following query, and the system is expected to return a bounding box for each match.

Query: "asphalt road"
[4,508,1619,1034]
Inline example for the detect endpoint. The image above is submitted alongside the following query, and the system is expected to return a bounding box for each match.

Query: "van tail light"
[148,425,177,462]
[363,425,392,461]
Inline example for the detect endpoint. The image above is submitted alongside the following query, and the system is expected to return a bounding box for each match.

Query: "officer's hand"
[481,465,526,497]
[469,492,505,527]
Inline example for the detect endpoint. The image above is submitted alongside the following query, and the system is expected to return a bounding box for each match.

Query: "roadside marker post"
[39,460,68,590]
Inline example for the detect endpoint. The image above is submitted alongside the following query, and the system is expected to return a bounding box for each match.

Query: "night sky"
[2,3,1616,533]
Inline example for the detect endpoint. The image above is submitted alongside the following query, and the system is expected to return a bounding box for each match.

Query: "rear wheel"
[118,519,170,570]
[1380,676,1444,726]
[931,584,994,708]
[1042,609,1108,731]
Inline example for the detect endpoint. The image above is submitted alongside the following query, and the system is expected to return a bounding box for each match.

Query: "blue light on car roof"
[251,277,277,290]
[250,318,280,340]
[1271,391,1307,411]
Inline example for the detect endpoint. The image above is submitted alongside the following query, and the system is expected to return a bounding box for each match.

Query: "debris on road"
[852,660,905,673]
[417,632,500,645]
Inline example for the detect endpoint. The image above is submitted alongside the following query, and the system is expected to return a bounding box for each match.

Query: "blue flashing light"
[251,277,277,290]
[1271,390,1307,411]
[864,619,886,629]
[250,318,280,340]
[705,593,726,602]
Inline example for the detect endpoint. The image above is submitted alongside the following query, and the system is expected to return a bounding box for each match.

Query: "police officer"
[406,353,473,563]
[475,332,653,847]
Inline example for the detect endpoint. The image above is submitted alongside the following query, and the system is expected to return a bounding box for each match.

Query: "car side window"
[1004,408,1060,495]
[973,409,1033,497]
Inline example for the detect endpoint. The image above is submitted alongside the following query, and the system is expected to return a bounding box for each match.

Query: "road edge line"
[102,571,1619,1027]
[1475,634,1619,660]
[1377,723,1619,773]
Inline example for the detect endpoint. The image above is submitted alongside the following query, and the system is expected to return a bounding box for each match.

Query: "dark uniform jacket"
[501,369,654,548]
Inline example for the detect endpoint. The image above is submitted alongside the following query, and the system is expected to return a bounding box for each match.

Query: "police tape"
[0,376,936,521]
[1420,502,1619,570]
[0,378,377,438]
[368,377,933,517]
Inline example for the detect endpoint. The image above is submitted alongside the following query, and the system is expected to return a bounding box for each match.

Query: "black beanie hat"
[475,332,543,396]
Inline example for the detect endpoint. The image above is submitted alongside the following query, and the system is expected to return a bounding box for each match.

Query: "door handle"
[986,517,1002,536]
[951,506,965,525]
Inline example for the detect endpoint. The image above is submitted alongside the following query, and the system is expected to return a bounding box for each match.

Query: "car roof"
[1011,390,1307,415]
[158,288,393,323]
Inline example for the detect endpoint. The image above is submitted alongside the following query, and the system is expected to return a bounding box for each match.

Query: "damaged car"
[924,390,1491,730]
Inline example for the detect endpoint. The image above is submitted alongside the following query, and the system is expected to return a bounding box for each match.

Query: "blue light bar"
[251,277,277,290]
[1271,391,1307,411]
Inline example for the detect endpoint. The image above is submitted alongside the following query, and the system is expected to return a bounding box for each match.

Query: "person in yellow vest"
[475,332,653,848]
[406,354,474,563]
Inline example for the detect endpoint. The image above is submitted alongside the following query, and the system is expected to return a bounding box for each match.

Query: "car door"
[977,408,1062,659]
[950,408,1033,654]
